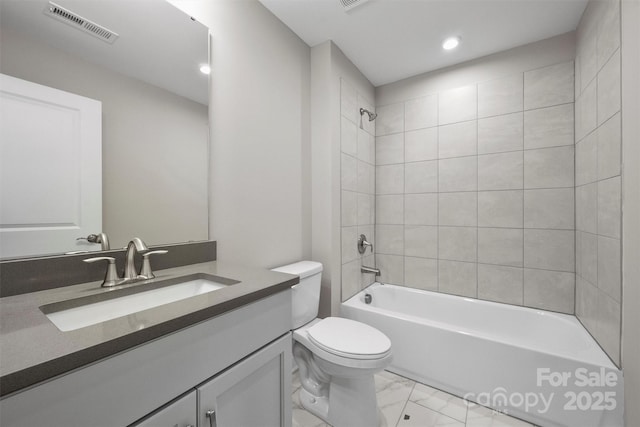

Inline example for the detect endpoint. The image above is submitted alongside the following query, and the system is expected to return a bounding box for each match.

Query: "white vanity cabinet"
[197,333,291,427]
[0,289,292,427]
[133,391,197,427]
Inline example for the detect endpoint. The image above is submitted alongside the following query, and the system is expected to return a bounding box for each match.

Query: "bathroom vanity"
[0,261,297,427]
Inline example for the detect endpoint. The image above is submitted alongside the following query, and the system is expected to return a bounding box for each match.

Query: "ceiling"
[259,0,588,87]
[0,0,209,105]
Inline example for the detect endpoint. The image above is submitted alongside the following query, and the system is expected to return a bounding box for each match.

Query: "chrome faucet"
[123,237,149,280]
[357,234,373,254]
[361,266,381,276]
[76,232,111,250]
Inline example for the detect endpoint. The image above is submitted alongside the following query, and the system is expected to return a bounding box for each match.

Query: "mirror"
[0,0,210,259]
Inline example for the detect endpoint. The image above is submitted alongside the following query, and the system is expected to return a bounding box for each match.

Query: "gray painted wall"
[0,28,209,250]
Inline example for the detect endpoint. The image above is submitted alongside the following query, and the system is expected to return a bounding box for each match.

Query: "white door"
[0,73,102,258]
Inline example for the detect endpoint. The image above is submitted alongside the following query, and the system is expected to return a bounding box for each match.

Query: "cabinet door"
[132,391,196,427]
[198,333,292,427]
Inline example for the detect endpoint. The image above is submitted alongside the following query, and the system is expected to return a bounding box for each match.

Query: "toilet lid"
[307,317,391,359]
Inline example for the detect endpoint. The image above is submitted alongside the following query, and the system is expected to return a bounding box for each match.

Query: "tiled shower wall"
[340,79,377,300]
[374,62,577,313]
[574,0,622,365]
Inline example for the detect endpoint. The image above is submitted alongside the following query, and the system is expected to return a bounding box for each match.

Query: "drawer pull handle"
[206,410,216,427]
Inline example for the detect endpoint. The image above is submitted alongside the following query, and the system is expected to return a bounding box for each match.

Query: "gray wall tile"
[357,160,373,193]
[438,84,477,125]
[478,264,523,305]
[478,190,523,228]
[358,127,374,164]
[376,164,404,194]
[341,190,358,226]
[597,49,621,126]
[596,0,620,70]
[405,225,438,258]
[376,102,404,136]
[376,194,404,224]
[405,193,438,226]
[524,229,575,272]
[597,113,621,180]
[478,151,523,190]
[575,132,598,186]
[597,176,621,239]
[439,156,477,192]
[478,113,523,154]
[357,193,374,225]
[478,73,523,118]
[404,257,438,291]
[376,254,404,285]
[524,146,574,189]
[598,235,621,302]
[524,188,574,229]
[524,103,574,149]
[376,133,404,165]
[524,61,574,110]
[340,79,358,124]
[405,160,438,193]
[577,3,597,92]
[439,226,477,262]
[577,79,597,140]
[341,226,359,264]
[341,116,358,156]
[594,289,621,364]
[376,224,405,255]
[341,153,358,191]
[405,128,438,162]
[439,192,477,226]
[405,94,438,131]
[524,268,575,313]
[576,183,598,233]
[580,231,598,285]
[478,228,523,267]
[576,276,599,332]
[438,260,477,297]
[438,120,477,159]
[341,259,361,301]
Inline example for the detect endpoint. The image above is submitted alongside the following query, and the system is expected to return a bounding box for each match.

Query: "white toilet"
[272,261,392,427]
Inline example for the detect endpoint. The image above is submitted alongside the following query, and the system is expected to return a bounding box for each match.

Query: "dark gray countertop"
[0,261,298,398]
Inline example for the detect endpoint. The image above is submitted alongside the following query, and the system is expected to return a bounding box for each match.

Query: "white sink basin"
[45,278,229,332]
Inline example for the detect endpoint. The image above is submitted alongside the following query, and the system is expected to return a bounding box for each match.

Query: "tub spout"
[361,266,380,276]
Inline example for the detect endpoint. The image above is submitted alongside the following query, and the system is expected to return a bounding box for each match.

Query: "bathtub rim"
[342,282,618,370]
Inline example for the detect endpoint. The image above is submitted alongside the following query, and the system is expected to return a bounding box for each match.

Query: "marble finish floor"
[292,370,536,427]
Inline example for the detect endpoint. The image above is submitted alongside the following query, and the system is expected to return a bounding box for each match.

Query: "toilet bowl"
[272,261,392,427]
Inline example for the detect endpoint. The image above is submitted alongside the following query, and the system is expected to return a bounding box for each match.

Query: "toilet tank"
[271,261,323,329]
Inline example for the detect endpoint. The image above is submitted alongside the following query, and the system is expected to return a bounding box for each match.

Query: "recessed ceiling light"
[442,36,460,50]
[199,64,211,75]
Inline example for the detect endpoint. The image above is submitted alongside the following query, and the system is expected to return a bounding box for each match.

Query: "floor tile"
[292,370,535,427]
[466,404,534,427]
[397,401,465,427]
[375,371,416,427]
[409,383,469,422]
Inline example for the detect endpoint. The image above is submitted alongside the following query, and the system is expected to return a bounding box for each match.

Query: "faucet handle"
[83,256,120,288]
[140,250,168,279]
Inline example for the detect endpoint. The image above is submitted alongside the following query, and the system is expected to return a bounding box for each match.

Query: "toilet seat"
[307,317,391,360]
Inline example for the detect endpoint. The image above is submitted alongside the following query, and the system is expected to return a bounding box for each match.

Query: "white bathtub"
[341,283,624,427]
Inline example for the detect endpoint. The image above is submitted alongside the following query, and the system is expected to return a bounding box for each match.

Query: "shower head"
[360,107,377,121]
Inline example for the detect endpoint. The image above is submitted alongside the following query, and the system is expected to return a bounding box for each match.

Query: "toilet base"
[298,375,381,427]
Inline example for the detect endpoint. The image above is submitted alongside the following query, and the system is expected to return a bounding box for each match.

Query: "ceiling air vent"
[43,2,119,44]
[339,0,370,12]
